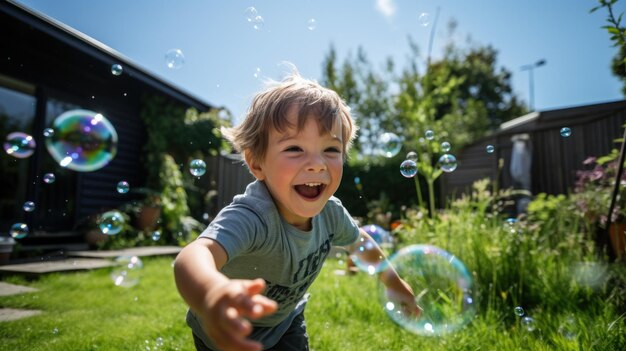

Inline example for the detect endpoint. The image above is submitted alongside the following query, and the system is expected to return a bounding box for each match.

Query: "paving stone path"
[0,282,41,322]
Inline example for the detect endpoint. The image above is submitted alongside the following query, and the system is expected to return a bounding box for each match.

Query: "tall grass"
[1,182,625,350]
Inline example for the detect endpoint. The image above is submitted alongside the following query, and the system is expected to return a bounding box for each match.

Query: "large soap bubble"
[45,109,118,172]
[4,132,36,158]
[379,244,476,336]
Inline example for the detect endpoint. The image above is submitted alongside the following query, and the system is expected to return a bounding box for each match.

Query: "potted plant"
[572,150,626,259]
[131,187,162,231]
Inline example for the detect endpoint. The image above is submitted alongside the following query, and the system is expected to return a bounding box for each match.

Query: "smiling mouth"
[294,183,326,199]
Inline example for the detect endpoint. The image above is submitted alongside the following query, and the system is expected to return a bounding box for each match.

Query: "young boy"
[174,72,418,351]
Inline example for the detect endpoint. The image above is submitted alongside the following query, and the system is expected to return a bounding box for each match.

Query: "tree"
[321,35,526,160]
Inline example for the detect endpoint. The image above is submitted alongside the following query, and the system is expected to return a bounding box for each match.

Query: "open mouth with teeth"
[294,182,326,199]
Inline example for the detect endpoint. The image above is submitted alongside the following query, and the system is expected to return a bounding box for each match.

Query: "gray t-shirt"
[187,180,360,349]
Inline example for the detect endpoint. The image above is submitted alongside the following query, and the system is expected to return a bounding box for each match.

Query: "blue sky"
[15,0,626,122]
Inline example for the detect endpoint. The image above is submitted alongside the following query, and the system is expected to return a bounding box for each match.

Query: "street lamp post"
[520,59,546,111]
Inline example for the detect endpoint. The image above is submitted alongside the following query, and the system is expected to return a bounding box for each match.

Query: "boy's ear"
[244,150,265,180]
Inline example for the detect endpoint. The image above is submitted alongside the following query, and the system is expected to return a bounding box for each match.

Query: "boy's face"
[248,107,344,231]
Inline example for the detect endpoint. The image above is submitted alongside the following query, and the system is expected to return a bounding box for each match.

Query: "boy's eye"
[285,146,302,152]
[325,147,341,153]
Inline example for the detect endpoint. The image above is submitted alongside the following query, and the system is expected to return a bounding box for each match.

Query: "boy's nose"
[306,154,327,172]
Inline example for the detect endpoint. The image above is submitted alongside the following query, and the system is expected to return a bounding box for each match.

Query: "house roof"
[497,99,626,135]
[1,0,212,111]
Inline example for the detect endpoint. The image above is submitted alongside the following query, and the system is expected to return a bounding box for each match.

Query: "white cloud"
[376,0,396,19]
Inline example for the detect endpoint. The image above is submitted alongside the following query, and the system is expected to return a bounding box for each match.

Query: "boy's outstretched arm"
[174,238,278,351]
[345,230,422,317]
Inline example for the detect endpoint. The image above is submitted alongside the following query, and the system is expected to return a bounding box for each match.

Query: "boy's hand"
[383,276,422,318]
[200,278,277,351]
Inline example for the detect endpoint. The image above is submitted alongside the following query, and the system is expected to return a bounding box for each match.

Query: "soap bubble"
[165,49,185,69]
[189,159,207,177]
[379,244,476,336]
[424,130,434,140]
[438,154,458,173]
[244,6,257,22]
[43,128,54,137]
[361,224,392,245]
[98,210,125,235]
[252,15,265,31]
[504,217,518,234]
[4,132,36,158]
[349,234,388,275]
[23,201,35,212]
[441,141,451,153]
[10,222,29,239]
[418,12,431,27]
[405,151,418,162]
[521,316,536,332]
[400,159,418,178]
[111,64,123,76]
[111,255,143,288]
[514,306,525,317]
[116,181,130,194]
[43,173,56,184]
[486,144,495,153]
[560,127,571,137]
[378,132,402,158]
[151,231,161,241]
[45,109,118,172]
[307,18,317,30]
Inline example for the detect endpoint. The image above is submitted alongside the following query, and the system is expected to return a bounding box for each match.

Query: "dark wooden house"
[440,99,626,213]
[0,0,217,249]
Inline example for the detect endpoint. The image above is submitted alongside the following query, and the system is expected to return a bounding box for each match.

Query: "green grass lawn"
[0,256,624,351]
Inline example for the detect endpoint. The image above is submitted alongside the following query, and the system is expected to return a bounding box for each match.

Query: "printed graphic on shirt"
[264,233,334,306]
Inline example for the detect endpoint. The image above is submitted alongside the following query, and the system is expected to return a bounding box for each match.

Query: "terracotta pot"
[609,222,626,261]
[135,206,161,231]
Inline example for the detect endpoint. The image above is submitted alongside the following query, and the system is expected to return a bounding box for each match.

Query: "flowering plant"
[572,149,625,226]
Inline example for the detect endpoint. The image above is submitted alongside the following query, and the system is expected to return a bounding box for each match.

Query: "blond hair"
[222,72,357,166]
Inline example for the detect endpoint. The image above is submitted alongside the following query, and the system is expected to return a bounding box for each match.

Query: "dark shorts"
[192,312,309,351]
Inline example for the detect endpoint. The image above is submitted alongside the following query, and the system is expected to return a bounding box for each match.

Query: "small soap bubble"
[560,127,571,137]
[253,67,261,79]
[43,173,56,184]
[98,210,124,235]
[424,130,434,140]
[23,201,35,212]
[189,159,207,177]
[486,144,495,153]
[378,132,402,158]
[252,15,265,31]
[504,218,518,234]
[349,235,387,274]
[151,231,161,241]
[514,306,525,317]
[441,141,451,153]
[405,151,418,162]
[3,132,36,158]
[43,128,54,137]
[438,154,458,173]
[45,109,118,172]
[111,64,123,76]
[418,12,431,27]
[10,222,29,239]
[52,327,59,334]
[379,244,476,336]
[244,6,257,22]
[155,337,164,347]
[307,18,317,30]
[400,159,418,178]
[165,49,185,69]
[111,255,143,288]
[116,181,130,194]
[521,316,536,332]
